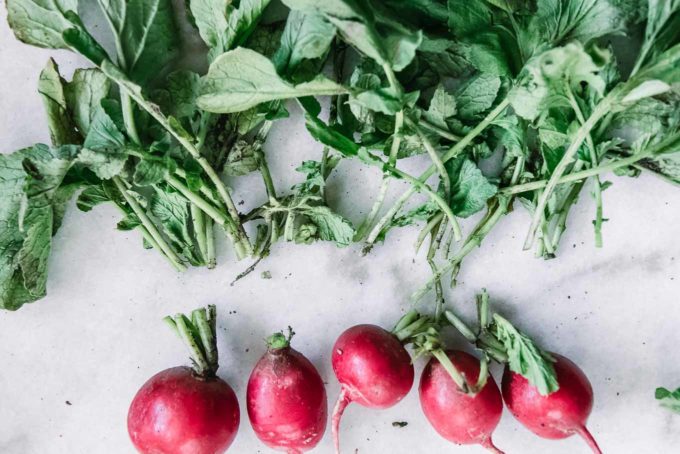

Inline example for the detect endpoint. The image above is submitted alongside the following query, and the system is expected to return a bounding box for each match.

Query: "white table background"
[1,5,680,454]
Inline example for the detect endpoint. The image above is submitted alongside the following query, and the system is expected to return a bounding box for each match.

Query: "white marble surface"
[2,7,680,454]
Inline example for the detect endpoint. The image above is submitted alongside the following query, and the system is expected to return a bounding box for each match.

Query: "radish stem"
[524,96,613,249]
[355,110,404,241]
[332,388,352,454]
[481,438,506,454]
[164,305,219,378]
[432,349,470,394]
[366,98,511,246]
[112,177,186,272]
[575,425,603,454]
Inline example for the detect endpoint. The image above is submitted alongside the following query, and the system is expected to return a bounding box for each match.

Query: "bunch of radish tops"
[128,296,600,454]
[3,1,680,311]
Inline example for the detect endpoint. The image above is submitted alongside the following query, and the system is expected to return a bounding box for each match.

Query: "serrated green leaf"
[197,47,347,113]
[38,58,80,146]
[633,0,680,71]
[303,114,361,157]
[77,185,110,212]
[656,387,680,414]
[78,149,126,180]
[301,205,354,246]
[446,0,517,76]
[150,188,202,265]
[293,159,339,195]
[224,0,272,51]
[525,0,623,55]
[491,314,559,395]
[419,37,474,78]
[0,144,79,310]
[511,43,608,121]
[447,1,492,36]
[456,73,501,120]
[609,97,673,144]
[642,153,680,185]
[155,71,201,119]
[188,0,230,53]
[191,0,273,60]
[64,69,111,137]
[245,22,285,57]
[79,107,128,179]
[83,107,126,151]
[446,158,498,217]
[97,0,180,83]
[61,12,110,65]
[351,88,403,115]
[282,0,422,71]
[133,156,175,186]
[629,43,680,92]
[424,85,457,129]
[223,140,260,176]
[6,0,78,49]
[273,11,336,83]
[117,212,141,231]
[492,114,527,159]
[390,202,439,228]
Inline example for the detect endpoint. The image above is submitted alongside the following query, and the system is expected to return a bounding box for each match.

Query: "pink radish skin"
[419,350,505,454]
[331,324,414,453]
[502,353,602,453]
[247,333,328,453]
[127,366,240,454]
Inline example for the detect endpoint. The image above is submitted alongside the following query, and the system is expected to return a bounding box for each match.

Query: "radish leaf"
[656,387,680,414]
[198,47,347,113]
[491,314,559,395]
[273,11,336,83]
[6,0,78,49]
[0,145,80,310]
[97,0,179,84]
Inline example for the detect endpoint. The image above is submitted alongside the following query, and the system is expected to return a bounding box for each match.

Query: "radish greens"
[2,0,679,348]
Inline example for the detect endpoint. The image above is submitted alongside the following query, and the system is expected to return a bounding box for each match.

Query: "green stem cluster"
[120,90,224,268]
[523,95,615,250]
[102,62,253,260]
[393,311,489,395]
[164,305,219,378]
[355,66,405,241]
[365,98,512,246]
[565,87,604,248]
[112,176,187,272]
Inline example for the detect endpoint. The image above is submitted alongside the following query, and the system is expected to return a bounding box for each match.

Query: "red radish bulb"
[331,324,414,454]
[128,366,240,454]
[247,329,328,453]
[419,350,505,454]
[502,353,602,454]
[128,306,240,454]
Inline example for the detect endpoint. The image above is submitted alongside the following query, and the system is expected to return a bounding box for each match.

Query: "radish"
[419,350,505,453]
[247,328,327,453]
[331,324,414,453]
[127,305,240,454]
[502,353,602,453]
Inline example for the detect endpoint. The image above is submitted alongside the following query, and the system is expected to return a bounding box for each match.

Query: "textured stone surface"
[1,7,680,454]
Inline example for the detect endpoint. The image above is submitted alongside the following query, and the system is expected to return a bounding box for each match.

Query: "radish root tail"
[332,387,352,454]
[575,425,603,454]
[481,437,506,454]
